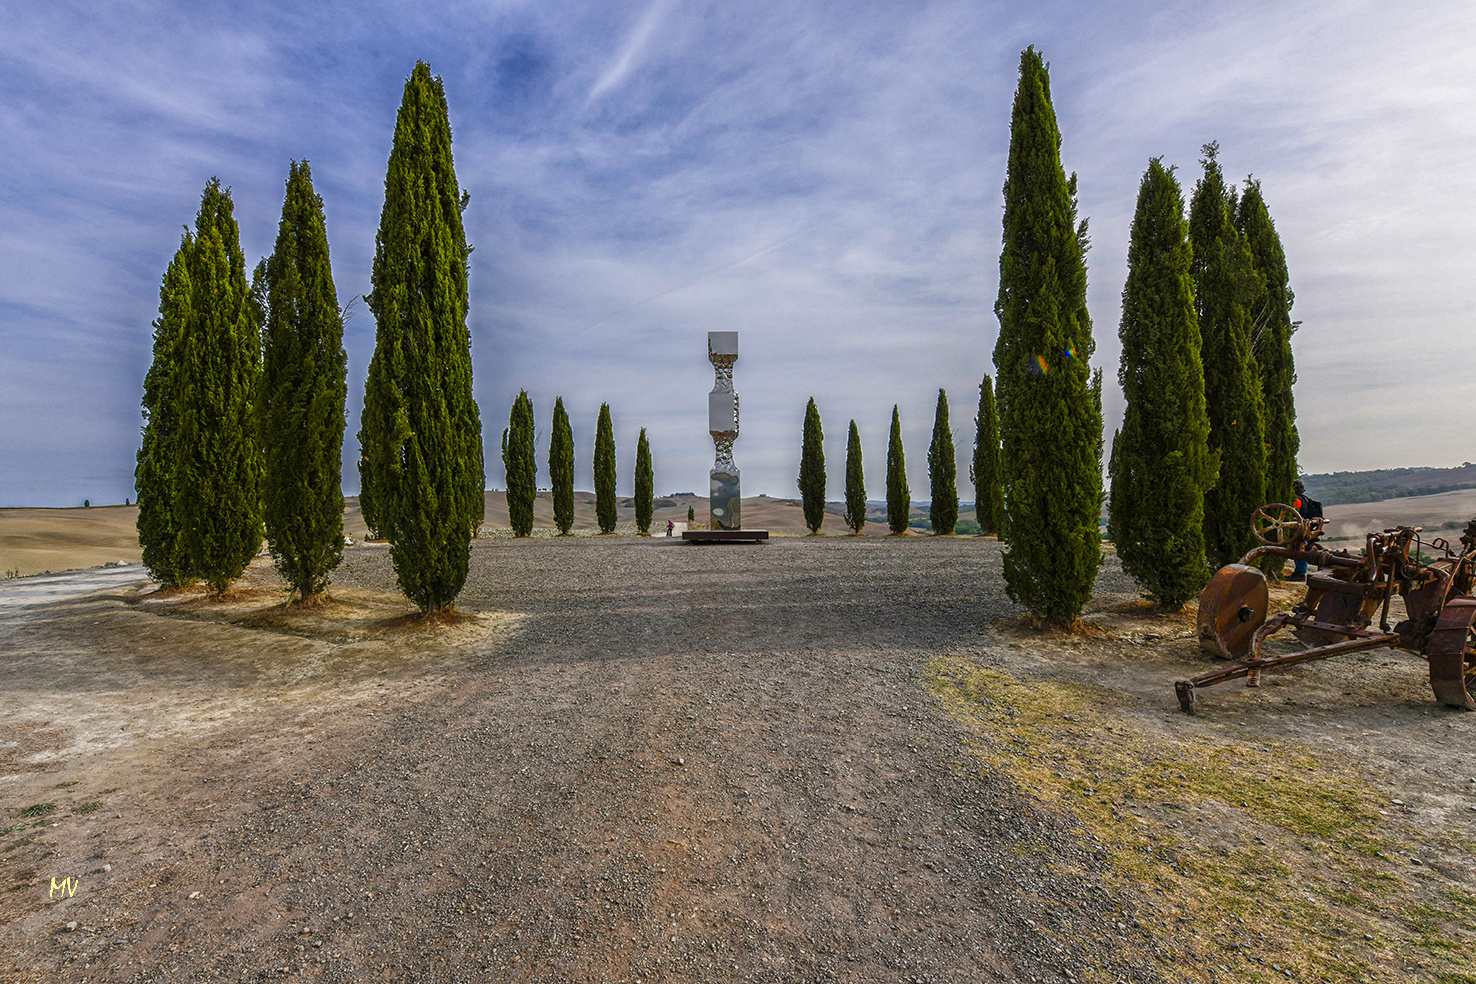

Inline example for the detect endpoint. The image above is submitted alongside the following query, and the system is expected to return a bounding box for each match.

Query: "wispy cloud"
[584,0,679,107]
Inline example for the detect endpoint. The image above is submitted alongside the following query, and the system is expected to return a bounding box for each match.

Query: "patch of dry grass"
[926,656,1476,984]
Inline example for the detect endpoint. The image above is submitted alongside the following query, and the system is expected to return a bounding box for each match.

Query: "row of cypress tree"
[795,390,980,537]
[140,63,484,613]
[501,394,657,536]
[986,49,1297,625]
[1107,144,1299,607]
[136,165,347,603]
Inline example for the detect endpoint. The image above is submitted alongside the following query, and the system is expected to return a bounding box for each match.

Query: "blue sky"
[3,0,1474,507]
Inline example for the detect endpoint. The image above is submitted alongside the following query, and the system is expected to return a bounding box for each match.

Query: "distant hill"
[1302,464,1476,506]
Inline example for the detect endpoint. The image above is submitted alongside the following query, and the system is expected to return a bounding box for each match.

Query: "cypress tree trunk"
[1107,158,1216,609]
[359,62,484,612]
[993,47,1103,626]
[844,420,866,535]
[799,397,826,534]
[550,397,575,535]
[1236,181,1299,515]
[928,389,959,535]
[886,405,910,535]
[634,428,653,535]
[260,161,347,603]
[594,403,617,533]
[1191,143,1266,568]
[971,376,1005,537]
[137,235,196,588]
[176,178,263,597]
[502,390,536,537]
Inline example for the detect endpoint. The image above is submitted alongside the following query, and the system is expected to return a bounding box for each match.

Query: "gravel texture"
[2,535,1159,983]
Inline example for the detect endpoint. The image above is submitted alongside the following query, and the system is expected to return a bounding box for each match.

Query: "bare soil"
[2,538,1473,984]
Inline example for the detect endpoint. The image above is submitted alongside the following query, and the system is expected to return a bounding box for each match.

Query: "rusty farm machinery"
[1177,503,1476,713]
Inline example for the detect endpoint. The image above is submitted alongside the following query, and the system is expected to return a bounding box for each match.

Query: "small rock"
[101,864,111,872]
[188,891,201,899]
[65,922,78,932]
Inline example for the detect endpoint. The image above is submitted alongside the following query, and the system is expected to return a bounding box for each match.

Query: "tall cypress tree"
[260,160,347,602]
[594,403,617,534]
[634,428,654,535]
[799,397,826,534]
[1108,159,1216,609]
[928,388,959,535]
[971,376,1005,536]
[1190,143,1266,568]
[844,420,866,535]
[993,47,1103,625]
[176,178,263,597]
[502,390,536,537]
[886,405,910,535]
[136,235,195,588]
[549,397,575,535]
[1236,179,1299,514]
[359,62,484,612]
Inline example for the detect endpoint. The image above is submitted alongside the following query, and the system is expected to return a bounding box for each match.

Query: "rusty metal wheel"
[1197,564,1269,660]
[1426,596,1476,710]
[1252,503,1306,546]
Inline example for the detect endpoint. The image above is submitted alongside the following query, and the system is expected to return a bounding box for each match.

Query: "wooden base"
[681,529,769,544]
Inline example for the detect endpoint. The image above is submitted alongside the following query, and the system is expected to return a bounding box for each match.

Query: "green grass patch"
[926,656,1475,984]
[17,803,56,818]
[72,801,103,815]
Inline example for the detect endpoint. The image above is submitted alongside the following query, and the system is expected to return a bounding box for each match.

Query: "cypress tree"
[993,47,1103,626]
[176,178,263,597]
[260,160,348,603]
[1190,143,1266,568]
[549,397,575,535]
[594,403,617,533]
[688,504,695,524]
[502,390,536,537]
[136,234,195,588]
[359,62,484,612]
[1236,180,1299,513]
[799,397,826,534]
[886,405,910,535]
[971,375,1005,536]
[1107,159,1216,609]
[928,389,959,535]
[634,428,654,535]
[844,420,866,535]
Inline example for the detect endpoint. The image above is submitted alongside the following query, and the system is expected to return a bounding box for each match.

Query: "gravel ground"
[2,535,1161,983]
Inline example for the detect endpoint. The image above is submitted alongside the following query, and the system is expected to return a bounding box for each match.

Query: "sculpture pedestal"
[710,468,741,531]
[682,529,769,544]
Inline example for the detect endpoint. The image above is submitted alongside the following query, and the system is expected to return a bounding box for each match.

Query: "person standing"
[1290,479,1323,582]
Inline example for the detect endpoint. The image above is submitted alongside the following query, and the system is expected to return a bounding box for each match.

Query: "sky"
[2,0,1474,507]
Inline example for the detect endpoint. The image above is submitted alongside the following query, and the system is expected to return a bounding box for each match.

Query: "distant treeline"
[1302,465,1476,506]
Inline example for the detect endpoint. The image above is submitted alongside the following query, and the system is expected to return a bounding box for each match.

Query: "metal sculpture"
[1179,504,1476,713]
[707,331,741,530]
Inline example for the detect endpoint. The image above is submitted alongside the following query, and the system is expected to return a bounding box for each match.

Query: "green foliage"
[136,234,196,588]
[992,47,1103,625]
[175,178,263,597]
[799,397,826,534]
[971,375,1005,536]
[886,405,910,535]
[928,388,959,535]
[634,427,654,534]
[1107,159,1216,609]
[594,403,617,533]
[359,62,484,612]
[502,390,536,537]
[1236,180,1299,512]
[688,504,695,524]
[260,161,347,601]
[549,397,575,535]
[844,420,866,534]
[1190,143,1266,568]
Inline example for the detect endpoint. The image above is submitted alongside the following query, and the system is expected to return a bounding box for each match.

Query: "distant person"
[666,519,674,537]
[1289,479,1323,582]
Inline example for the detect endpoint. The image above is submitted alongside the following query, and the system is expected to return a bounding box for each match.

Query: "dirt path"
[2,538,1473,983]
